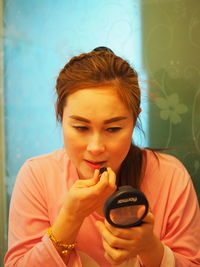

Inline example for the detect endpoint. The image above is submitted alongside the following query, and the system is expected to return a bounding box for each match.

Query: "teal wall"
[3,0,145,202]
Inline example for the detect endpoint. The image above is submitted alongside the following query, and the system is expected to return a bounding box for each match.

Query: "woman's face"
[62,86,134,180]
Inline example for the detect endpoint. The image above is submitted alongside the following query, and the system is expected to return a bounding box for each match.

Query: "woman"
[5,47,200,266]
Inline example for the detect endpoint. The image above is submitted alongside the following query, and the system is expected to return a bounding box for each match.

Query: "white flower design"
[155,93,188,124]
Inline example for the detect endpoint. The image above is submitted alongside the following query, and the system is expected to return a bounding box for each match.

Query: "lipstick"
[85,160,104,169]
[100,167,107,174]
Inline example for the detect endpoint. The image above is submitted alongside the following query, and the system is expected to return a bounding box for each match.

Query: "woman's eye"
[73,126,88,131]
[106,127,122,133]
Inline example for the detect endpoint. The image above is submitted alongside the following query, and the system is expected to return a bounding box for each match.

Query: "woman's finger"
[104,220,134,240]
[102,239,129,265]
[95,171,116,196]
[96,221,134,251]
[141,211,154,224]
[104,252,118,265]
[106,167,117,187]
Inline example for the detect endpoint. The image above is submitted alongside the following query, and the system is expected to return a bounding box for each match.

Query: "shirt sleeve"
[137,244,175,267]
[160,244,175,266]
[161,169,200,266]
[4,160,81,267]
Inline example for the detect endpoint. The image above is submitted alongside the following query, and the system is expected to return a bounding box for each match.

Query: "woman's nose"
[86,135,106,155]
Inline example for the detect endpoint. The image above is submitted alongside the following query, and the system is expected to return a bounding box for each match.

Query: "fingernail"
[95,221,101,229]
[94,169,99,175]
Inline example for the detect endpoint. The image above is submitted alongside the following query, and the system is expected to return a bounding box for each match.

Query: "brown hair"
[55,48,144,189]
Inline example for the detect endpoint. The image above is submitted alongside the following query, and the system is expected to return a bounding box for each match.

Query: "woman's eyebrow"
[69,115,90,123]
[69,115,128,124]
[104,116,128,124]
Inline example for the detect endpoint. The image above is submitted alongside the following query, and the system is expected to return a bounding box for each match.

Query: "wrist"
[47,227,77,255]
[52,207,84,243]
[63,195,87,221]
[139,235,164,267]
[61,205,84,223]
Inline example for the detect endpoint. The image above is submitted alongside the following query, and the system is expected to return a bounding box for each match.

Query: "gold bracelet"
[47,227,77,255]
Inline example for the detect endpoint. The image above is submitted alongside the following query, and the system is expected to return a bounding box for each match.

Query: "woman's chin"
[78,166,96,180]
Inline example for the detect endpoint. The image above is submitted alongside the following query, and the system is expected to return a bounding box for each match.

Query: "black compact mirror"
[103,185,149,228]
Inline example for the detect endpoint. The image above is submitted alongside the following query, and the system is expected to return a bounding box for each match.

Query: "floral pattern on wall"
[155,93,188,125]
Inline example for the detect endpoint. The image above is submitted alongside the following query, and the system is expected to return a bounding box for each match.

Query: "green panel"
[141,0,200,202]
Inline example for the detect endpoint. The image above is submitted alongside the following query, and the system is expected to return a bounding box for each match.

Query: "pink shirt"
[4,149,200,266]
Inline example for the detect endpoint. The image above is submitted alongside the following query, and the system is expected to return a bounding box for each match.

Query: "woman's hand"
[51,167,117,264]
[63,167,117,220]
[96,211,164,266]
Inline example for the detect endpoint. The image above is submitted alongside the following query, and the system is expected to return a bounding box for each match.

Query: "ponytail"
[117,144,144,189]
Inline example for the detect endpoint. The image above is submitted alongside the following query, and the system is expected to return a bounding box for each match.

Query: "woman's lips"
[84,160,106,169]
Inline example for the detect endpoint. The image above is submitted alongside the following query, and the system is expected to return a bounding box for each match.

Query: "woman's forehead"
[63,87,133,119]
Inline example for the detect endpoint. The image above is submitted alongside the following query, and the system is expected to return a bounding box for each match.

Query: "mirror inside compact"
[109,204,145,225]
[104,185,149,228]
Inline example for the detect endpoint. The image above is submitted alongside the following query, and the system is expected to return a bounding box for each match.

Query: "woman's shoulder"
[27,148,66,161]
[15,149,71,192]
[141,149,194,207]
[18,149,69,178]
[142,148,191,188]
[26,148,67,166]
[143,148,188,173]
